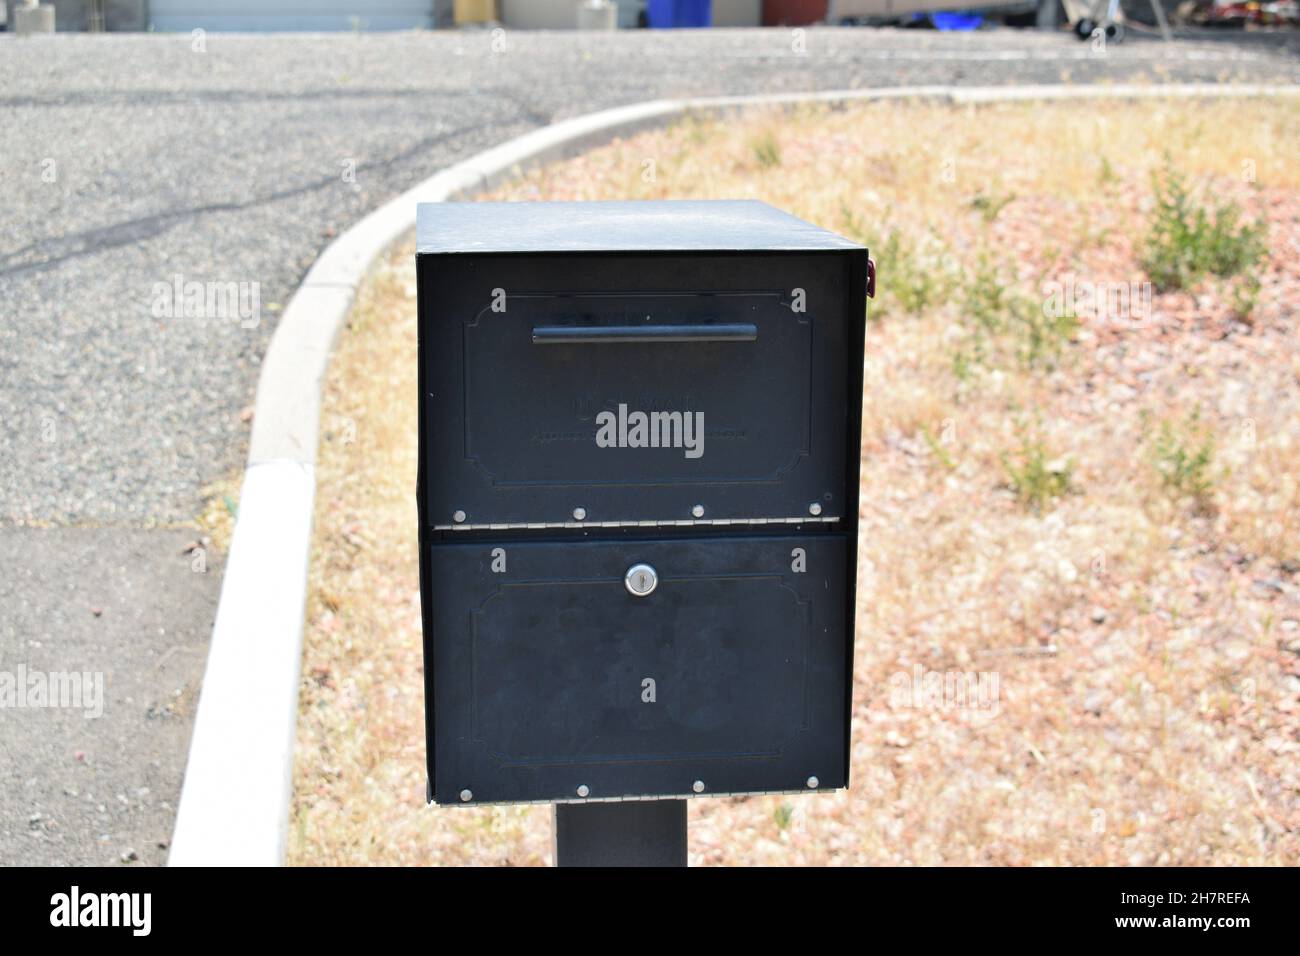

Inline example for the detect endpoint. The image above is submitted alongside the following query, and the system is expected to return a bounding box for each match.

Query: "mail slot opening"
[532,322,759,344]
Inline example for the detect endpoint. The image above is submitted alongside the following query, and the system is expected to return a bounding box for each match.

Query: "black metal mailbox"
[417,200,868,806]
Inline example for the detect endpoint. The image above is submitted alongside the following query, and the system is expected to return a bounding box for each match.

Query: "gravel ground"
[0,528,217,867]
[0,26,1296,866]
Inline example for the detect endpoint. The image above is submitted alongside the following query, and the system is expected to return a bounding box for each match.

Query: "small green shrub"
[970,189,1016,224]
[751,131,782,169]
[951,348,975,382]
[838,208,956,322]
[1097,155,1117,188]
[1017,302,1080,371]
[959,256,1078,372]
[1142,162,1267,292]
[1001,436,1073,512]
[964,255,1012,336]
[1230,274,1262,321]
[774,802,794,831]
[1149,408,1217,508]
[920,424,957,471]
[883,232,954,318]
[837,204,961,321]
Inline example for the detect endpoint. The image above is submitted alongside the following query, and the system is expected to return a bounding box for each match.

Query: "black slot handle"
[532,324,757,345]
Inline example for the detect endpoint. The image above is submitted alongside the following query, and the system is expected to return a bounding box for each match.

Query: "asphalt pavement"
[0,25,1296,866]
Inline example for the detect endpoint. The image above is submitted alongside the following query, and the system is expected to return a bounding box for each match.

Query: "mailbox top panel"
[417,200,864,255]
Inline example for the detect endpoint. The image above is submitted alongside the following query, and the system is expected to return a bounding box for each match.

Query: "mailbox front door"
[426,535,847,805]
[420,253,853,529]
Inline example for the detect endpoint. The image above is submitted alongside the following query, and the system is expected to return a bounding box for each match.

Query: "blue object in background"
[930,11,984,30]
[647,0,713,27]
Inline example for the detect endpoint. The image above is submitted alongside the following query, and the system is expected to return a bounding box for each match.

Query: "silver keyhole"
[624,563,658,597]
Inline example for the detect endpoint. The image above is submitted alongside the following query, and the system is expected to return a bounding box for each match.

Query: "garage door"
[149,0,434,32]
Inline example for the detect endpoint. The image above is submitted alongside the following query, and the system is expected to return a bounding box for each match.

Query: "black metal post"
[554,800,687,867]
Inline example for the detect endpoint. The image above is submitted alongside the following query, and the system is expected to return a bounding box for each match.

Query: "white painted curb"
[168,82,1300,866]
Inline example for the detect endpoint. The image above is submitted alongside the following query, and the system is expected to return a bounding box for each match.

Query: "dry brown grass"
[289,98,1300,866]
[194,475,241,557]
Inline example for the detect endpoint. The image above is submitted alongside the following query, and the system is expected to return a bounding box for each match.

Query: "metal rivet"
[691,504,705,518]
[452,510,466,523]
[460,789,473,802]
[808,502,823,516]
[806,776,819,789]
[576,784,590,798]
[572,507,586,521]
[692,780,705,793]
